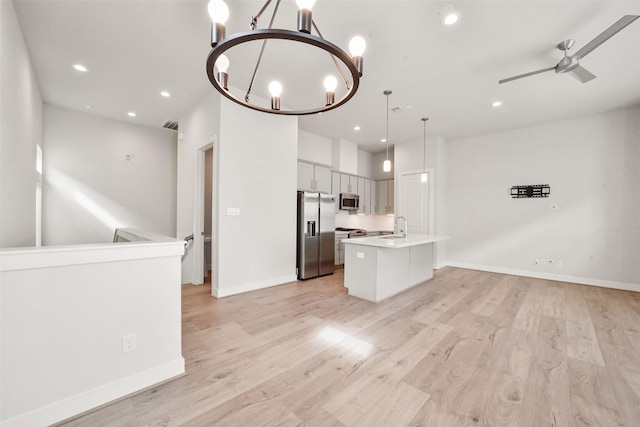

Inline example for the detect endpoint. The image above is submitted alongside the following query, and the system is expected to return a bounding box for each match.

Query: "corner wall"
[446,106,640,289]
[178,92,298,294]
[0,1,43,248]
[42,106,177,245]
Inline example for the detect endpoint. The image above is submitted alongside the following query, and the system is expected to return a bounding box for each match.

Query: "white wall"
[0,1,43,248]
[357,150,373,178]
[298,129,332,165]
[446,106,640,289]
[0,239,184,427]
[332,138,358,174]
[217,101,298,295]
[42,106,177,246]
[178,92,298,295]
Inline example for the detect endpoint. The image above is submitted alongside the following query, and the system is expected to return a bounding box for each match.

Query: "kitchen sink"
[380,234,407,239]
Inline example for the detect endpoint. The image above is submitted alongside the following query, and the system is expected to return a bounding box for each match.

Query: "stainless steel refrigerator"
[297,191,335,280]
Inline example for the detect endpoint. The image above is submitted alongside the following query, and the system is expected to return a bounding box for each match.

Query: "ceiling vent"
[162,120,179,131]
[391,104,413,113]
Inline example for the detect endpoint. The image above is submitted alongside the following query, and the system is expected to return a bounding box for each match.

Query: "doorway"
[193,137,217,291]
[398,170,434,235]
[203,148,213,279]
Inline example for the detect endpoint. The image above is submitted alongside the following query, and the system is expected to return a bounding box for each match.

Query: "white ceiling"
[14,0,640,153]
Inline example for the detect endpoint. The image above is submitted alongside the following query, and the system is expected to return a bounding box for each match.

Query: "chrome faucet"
[394,216,407,237]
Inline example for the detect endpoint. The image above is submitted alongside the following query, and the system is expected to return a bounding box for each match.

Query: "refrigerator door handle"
[307,221,316,237]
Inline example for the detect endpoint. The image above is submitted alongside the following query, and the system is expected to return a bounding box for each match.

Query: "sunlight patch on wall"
[46,168,130,233]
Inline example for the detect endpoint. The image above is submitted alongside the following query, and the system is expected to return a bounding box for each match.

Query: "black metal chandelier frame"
[205,0,363,116]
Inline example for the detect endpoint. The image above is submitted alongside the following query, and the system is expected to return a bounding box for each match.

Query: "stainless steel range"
[334,228,367,266]
[335,227,368,238]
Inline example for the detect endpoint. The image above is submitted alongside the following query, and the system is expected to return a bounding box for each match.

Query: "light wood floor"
[60,267,640,426]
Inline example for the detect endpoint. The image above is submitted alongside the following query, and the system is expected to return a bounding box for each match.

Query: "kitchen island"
[343,234,449,302]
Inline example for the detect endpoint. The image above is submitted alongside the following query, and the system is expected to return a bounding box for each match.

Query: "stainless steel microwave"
[339,193,359,211]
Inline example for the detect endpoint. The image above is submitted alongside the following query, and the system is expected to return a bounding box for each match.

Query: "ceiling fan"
[499,15,639,84]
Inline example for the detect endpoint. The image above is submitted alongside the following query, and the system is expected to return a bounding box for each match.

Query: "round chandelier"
[205,0,366,115]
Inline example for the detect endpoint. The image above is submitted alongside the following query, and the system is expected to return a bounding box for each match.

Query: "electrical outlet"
[535,258,540,265]
[122,334,136,354]
[541,259,546,265]
[557,260,563,268]
[249,264,255,272]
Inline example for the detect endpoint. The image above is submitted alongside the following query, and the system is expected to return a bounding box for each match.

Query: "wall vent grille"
[162,120,179,131]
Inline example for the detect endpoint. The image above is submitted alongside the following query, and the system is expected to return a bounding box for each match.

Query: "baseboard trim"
[213,274,298,298]
[445,261,640,292]
[1,357,185,427]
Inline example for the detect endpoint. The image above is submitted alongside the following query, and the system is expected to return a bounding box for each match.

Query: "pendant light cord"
[422,117,428,172]
[385,92,390,161]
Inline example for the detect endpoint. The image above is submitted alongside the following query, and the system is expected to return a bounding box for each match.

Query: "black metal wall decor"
[511,184,550,198]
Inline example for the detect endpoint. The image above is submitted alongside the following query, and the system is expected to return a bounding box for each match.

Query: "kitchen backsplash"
[335,211,394,231]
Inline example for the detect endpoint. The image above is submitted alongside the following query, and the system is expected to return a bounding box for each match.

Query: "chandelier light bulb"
[269,81,283,97]
[349,36,366,56]
[215,54,230,73]
[323,75,338,92]
[296,0,316,10]
[208,0,229,24]
[383,159,391,172]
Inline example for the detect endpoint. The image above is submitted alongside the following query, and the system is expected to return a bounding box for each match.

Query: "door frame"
[398,169,436,266]
[193,136,218,292]
[398,168,435,234]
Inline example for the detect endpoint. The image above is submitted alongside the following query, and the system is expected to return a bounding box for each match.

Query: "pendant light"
[383,90,392,172]
[421,117,428,182]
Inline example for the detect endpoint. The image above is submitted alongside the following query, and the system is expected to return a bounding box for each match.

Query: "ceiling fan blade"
[569,65,597,83]
[499,66,556,84]
[573,15,640,59]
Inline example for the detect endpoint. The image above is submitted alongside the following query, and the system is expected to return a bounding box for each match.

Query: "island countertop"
[343,234,449,249]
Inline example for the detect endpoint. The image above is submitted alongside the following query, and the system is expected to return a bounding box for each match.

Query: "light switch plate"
[226,208,240,216]
[357,252,364,259]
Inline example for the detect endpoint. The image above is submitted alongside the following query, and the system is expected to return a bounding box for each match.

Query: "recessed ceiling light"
[84,104,93,110]
[354,126,360,131]
[127,112,137,117]
[73,64,88,72]
[492,100,503,107]
[438,5,460,26]
[160,91,171,98]
[381,138,387,143]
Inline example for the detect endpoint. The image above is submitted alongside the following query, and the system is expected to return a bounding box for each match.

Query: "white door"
[399,172,431,234]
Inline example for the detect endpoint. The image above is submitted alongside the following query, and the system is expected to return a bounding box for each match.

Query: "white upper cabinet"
[377,179,394,214]
[314,165,332,193]
[297,161,332,193]
[340,174,357,194]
